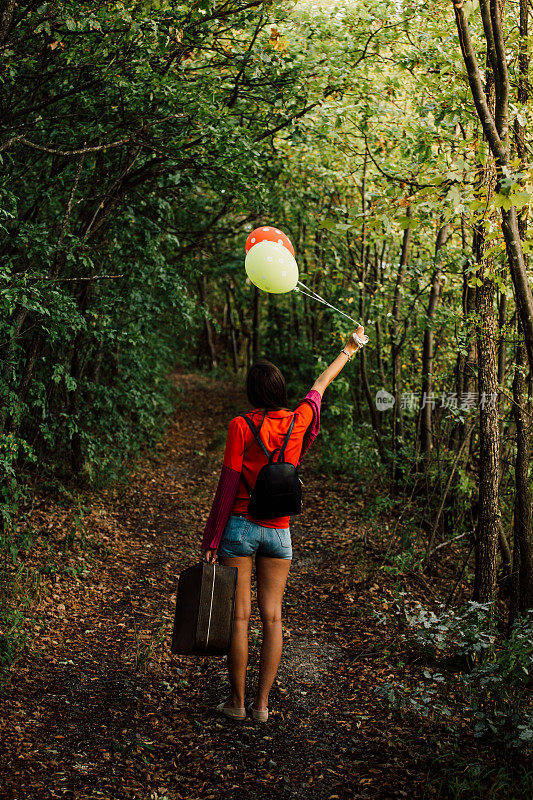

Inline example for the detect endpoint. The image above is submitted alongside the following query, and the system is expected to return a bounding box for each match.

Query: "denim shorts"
[217,515,292,560]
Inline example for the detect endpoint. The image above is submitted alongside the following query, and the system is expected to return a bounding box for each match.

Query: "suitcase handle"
[206,562,216,647]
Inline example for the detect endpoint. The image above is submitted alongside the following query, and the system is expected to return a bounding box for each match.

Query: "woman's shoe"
[247,703,268,722]
[216,701,246,721]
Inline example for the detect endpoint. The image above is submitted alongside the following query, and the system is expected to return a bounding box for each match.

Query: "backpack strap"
[241,413,270,459]
[277,415,295,463]
[241,472,253,497]
[240,413,268,497]
[242,410,266,456]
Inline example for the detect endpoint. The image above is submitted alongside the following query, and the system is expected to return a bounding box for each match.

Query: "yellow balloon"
[245,240,298,293]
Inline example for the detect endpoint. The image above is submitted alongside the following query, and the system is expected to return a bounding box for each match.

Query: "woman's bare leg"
[254,556,291,711]
[219,555,252,708]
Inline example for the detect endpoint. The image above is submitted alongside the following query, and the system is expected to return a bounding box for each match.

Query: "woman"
[201,326,368,722]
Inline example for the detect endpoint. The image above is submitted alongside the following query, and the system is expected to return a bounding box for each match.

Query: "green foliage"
[375,602,533,752]
[429,755,533,800]
[2,0,331,520]
[408,600,495,662]
[0,563,39,681]
[465,612,533,748]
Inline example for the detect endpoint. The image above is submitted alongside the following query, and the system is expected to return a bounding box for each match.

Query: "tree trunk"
[67,281,94,474]
[419,223,449,458]
[508,0,533,622]
[472,133,500,604]
[454,257,477,450]
[510,336,533,621]
[375,318,386,385]
[452,0,533,374]
[198,278,217,369]
[391,206,412,461]
[230,284,250,370]
[497,291,507,384]
[225,284,239,373]
[474,270,500,602]
[0,0,16,46]
[470,42,500,604]
[360,346,389,466]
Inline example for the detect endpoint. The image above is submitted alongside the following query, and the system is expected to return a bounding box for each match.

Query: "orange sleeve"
[293,400,314,429]
[222,417,247,472]
[202,418,247,551]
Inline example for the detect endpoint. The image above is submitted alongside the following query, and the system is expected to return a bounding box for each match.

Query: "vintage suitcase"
[171,561,238,656]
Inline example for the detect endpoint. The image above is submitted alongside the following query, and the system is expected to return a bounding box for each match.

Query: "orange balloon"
[245,225,295,257]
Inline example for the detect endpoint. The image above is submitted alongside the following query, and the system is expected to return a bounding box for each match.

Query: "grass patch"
[428,753,533,799]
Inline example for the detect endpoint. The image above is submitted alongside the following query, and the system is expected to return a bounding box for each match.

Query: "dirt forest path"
[1,374,434,800]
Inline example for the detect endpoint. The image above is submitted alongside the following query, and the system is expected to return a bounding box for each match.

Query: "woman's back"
[229,405,314,528]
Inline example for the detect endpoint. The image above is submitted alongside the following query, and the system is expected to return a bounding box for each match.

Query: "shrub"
[374,600,533,751]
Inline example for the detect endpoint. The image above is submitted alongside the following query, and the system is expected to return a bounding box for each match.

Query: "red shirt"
[223,404,314,528]
[201,390,321,551]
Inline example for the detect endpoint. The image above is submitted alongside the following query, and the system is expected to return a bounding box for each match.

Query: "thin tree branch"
[487,0,510,143]
[452,0,507,164]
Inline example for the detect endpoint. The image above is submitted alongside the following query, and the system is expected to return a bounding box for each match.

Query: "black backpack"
[240,412,302,519]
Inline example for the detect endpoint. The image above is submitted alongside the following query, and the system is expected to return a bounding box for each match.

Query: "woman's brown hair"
[246,360,288,411]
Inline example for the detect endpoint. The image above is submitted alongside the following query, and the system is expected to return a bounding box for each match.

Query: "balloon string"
[297,280,332,307]
[295,285,336,308]
[295,285,358,324]
[295,280,361,327]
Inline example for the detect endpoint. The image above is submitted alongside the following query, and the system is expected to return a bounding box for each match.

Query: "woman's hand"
[345,325,367,356]
[203,548,217,563]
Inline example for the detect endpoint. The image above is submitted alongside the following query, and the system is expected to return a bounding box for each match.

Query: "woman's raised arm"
[311,326,367,399]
